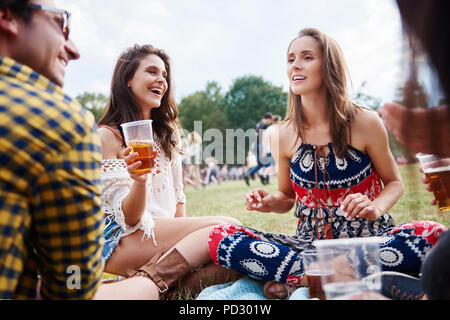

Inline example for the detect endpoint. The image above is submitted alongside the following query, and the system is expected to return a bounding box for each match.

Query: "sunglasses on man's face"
[29,3,71,40]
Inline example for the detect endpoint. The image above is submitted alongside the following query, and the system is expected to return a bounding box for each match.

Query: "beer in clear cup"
[121,120,155,173]
[416,153,450,212]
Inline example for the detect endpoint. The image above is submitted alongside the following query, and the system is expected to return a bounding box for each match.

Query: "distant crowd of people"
[180,112,281,191]
[180,147,274,191]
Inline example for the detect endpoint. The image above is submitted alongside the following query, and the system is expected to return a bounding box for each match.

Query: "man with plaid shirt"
[0,0,105,299]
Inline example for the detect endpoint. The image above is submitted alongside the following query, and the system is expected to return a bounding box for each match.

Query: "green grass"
[184,163,449,232]
[185,177,298,235]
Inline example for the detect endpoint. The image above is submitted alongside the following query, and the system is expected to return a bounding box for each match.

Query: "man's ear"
[0,8,20,36]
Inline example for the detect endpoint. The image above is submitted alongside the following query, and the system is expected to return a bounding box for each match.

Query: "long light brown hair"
[285,28,358,158]
[98,44,181,159]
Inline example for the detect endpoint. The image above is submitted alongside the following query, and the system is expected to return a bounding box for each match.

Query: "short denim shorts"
[102,215,125,263]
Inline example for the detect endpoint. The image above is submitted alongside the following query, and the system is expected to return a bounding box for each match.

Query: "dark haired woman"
[208,28,447,300]
[97,44,240,299]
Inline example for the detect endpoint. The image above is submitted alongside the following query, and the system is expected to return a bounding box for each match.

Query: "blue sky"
[56,0,405,105]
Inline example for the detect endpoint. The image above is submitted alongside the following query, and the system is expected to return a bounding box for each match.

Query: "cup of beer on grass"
[416,153,450,212]
[313,237,383,300]
[300,249,334,300]
[121,120,155,174]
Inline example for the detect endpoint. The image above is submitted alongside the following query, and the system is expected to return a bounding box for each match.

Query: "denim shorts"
[102,215,125,263]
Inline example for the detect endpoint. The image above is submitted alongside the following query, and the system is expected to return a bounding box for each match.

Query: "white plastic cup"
[301,249,334,300]
[416,153,450,212]
[120,120,154,173]
[313,237,383,300]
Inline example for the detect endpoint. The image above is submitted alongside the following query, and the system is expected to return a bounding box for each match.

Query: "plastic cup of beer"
[416,153,450,212]
[120,120,154,174]
[301,249,334,300]
[313,237,383,300]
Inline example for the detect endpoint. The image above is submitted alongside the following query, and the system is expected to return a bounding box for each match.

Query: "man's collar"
[0,55,65,98]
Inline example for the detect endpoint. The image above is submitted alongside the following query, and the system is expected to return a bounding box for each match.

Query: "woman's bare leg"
[105,216,240,276]
[93,277,160,300]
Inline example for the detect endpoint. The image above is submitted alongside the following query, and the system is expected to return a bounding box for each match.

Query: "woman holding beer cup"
[96,44,241,299]
[208,28,447,300]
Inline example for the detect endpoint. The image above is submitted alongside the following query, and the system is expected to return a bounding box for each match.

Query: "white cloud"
[56,0,405,105]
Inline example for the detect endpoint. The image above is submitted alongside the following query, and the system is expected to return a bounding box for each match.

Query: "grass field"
[184,163,449,233]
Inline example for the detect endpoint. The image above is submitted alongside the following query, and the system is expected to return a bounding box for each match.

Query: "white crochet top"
[100,137,186,243]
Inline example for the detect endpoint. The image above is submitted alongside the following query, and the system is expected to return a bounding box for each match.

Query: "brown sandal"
[127,248,190,293]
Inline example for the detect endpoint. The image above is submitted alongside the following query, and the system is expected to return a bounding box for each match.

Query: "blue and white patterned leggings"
[208,221,447,286]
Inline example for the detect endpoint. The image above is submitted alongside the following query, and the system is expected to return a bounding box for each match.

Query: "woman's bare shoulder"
[278,120,296,137]
[351,106,387,151]
[278,120,302,157]
[353,107,385,133]
[98,127,123,159]
[98,126,119,143]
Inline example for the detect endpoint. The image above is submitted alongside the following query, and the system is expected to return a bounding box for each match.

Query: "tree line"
[76,74,432,162]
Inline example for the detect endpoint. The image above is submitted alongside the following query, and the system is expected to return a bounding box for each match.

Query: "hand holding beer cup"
[123,146,150,183]
[416,153,450,211]
[121,120,156,180]
[419,166,437,206]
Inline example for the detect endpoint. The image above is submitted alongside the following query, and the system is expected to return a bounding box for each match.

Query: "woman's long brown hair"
[98,44,181,159]
[284,28,358,159]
